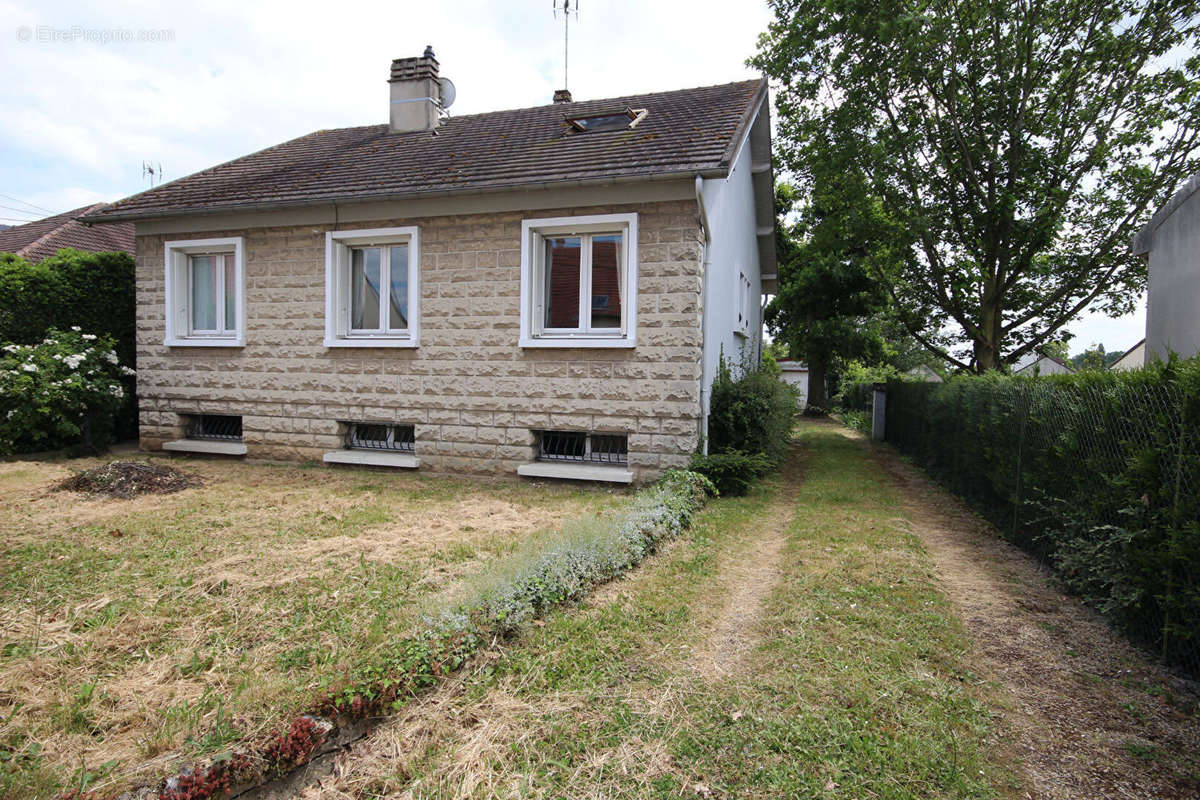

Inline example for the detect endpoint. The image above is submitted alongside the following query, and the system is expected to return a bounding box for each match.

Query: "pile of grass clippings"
[56,460,200,499]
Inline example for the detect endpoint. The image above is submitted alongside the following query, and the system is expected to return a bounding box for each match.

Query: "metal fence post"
[872,382,887,441]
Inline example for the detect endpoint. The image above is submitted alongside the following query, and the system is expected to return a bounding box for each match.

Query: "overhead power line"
[0,193,56,215]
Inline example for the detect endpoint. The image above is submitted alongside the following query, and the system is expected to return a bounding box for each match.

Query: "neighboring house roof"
[84,80,767,223]
[1132,171,1200,255]
[0,203,134,261]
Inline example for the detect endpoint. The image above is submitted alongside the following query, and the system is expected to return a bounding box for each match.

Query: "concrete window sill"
[517,461,634,484]
[163,439,248,456]
[323,450,420,469]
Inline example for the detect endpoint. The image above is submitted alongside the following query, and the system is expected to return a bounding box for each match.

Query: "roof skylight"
[566,107,648,132]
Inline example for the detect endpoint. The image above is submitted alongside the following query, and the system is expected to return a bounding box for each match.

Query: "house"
[1014,351,1075,376]
[0,203,134,261]
[775,359,809,407]
[1132,172,1200,360]
[904,364,943,382]
[1110,339,1146,372]
[82,51,775,484]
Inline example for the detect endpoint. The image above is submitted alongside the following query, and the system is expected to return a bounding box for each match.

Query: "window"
[325,227,420,347]
[186,414,243,441]
[537,430,628,465]
[164,238,245,346]
[736,270,753,337]
[519,213,638,348]
[345,422,415,453]
[565,108,648,132]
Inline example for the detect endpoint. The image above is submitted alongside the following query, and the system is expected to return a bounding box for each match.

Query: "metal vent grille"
[537,430,628,465]
[186,414,243,441]
[346,422,415,453]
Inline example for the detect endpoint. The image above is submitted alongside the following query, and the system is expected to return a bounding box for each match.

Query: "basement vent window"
[186,414,243,442]
[537,430,628,465]
[346,422,415,453]
[566,107,648,133]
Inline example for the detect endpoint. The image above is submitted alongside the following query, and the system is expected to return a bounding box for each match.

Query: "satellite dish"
[438,77,456,109]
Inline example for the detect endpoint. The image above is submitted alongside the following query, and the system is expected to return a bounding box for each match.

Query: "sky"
[0,0,1147,356]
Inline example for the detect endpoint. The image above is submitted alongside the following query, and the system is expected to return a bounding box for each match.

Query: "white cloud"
[1062,297,1147,356]
[0,0,771,212]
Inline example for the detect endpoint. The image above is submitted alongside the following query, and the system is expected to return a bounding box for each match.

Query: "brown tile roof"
[0,203,134,261]
[84,80,767,222]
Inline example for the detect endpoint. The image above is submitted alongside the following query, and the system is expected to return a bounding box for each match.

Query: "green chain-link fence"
[870,365,1200,677]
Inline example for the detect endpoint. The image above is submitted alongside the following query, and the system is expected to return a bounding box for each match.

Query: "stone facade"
[135,199,704,482]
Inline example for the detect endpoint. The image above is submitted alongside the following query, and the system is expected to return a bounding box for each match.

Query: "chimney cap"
[553,89,573,104]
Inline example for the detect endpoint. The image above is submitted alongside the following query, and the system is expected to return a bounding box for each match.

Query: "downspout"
[695,174,712,455]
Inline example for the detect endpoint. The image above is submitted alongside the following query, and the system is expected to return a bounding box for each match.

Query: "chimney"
[553,88,573,104]
[389,47,441,133]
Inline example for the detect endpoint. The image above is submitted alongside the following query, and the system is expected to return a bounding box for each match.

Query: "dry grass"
[297,425,1007,799]
[0,453,625,799]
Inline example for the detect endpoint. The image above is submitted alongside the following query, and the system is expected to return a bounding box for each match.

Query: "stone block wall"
[134,199,704,482]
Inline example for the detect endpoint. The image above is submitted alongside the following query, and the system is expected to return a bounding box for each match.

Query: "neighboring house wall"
[1014,356,1073,376]
[134,194,704,481]
[1136,174,1200,361]
[1111,340,1146,372]
[777,362,809,407]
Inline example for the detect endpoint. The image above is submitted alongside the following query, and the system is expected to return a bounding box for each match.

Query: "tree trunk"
[806,356,829,414]
[974,293,1004,372]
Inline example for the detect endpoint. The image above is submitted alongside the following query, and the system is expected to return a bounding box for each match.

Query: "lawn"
[0,454,626,799]
[304,421,1011,799]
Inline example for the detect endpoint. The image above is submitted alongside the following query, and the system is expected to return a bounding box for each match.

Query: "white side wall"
[698,119,764,440]
[1146,187,1200,361]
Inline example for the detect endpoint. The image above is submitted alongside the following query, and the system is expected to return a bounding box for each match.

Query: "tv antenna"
[552,0,579,90]
[142,161,163,188]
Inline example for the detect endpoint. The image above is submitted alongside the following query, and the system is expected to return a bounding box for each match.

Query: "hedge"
[0,250,135,366]
[883,359,1200,676]
[0,250,137,443]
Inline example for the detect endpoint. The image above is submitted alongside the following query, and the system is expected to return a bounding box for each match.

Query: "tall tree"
[753,0,1200,371]
[767,167,905,409]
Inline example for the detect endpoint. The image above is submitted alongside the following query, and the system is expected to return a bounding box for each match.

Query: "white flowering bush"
[0,327,134,454]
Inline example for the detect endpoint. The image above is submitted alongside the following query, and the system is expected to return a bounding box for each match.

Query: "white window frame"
[519,213,638,348]
[324,226,421,348]
[735,270,752,338]
[164,237,245,347]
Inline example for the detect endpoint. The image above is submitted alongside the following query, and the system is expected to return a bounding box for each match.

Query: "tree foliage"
[754,0,1200,372]
[766,162,907,408]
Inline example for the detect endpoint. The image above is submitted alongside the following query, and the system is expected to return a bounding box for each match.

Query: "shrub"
[0,250,135,365]
[0,250,137,438]
[707,355,798,464]
[839,409,871,433]
[883,357,1200,675]
[0,328,133,454]
[688,450,772,496]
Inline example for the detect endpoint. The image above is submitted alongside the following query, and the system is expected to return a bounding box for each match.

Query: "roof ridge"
[445,78,763,121]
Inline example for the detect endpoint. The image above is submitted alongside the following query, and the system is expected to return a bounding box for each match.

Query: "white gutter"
[695,174,712,455]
